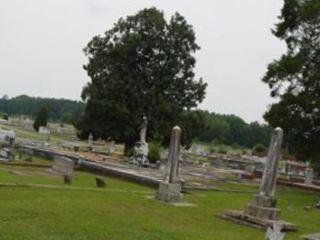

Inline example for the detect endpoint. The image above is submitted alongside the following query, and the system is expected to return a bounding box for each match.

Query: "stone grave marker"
[221,127,297,231]
[51,156,74,183]
[0,148,12,161]
[155,126,182,203]
[305,168,314,185]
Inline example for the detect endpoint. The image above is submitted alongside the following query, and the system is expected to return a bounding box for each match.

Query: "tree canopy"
[263,0,320,165]
[0,95,84,123]
[76,8,207,150]
[190,111,271,148]
[33,107,48,131]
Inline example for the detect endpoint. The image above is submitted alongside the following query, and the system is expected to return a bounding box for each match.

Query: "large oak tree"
[263,0,320,169]
[76,8,207,152]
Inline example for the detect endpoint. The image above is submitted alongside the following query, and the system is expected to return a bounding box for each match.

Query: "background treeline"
[0,95,270,148]
[187,110,271,148]
[0,95,85,123]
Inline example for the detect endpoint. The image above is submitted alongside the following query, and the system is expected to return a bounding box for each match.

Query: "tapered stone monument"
[156,126,182,203]
[221,128,297,231]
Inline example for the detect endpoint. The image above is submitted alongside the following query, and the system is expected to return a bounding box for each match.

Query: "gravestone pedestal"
[220,128,297,231]
[245,195,280,220]
[156,182,182,203]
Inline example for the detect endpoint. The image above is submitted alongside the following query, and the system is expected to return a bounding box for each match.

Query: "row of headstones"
[51,156,106,187]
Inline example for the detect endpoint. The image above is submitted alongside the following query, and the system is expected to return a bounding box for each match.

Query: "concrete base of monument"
[301,233,320,240]
[155,182,183,204]
[219,210,297,231]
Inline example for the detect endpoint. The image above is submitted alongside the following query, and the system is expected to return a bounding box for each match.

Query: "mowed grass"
[0,162,319,240]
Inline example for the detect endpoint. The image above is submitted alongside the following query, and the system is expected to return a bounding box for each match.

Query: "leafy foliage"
[252,143,267,156]
[77,8,207,150]
[0,95,84,123]
[190,110,271,148]
[33,107,48,131]
[263,0,320,163]
[148,141,162,163]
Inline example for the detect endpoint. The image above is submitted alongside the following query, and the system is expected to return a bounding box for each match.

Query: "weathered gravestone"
[305,168,314,185]
[155,126,182,203]
[88,133,93,151]
[130,116,149,166]
[51,156,74,183]
[0,148,12,162]
[221,127,297,231]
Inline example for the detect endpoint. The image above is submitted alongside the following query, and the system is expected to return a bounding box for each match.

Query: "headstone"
[156,126,182,203]
[106,140,115,155]
[130,116,149,166]
[0,148,12,161]
[0,129,15,145]
[88,133,93,146]
[38,126,51,135]
[260,127,283,198]
[305,168,314,185]
[95,176,106,188]
[51,156,74,179]
[221,128,297,231]
[242,128,283,221]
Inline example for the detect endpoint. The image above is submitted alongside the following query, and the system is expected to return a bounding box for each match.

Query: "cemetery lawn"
[0,162,319,240]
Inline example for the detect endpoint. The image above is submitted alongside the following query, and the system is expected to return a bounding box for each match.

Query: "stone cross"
[139,116,148,143]
[260,127,284,198]
[165,126,181,184]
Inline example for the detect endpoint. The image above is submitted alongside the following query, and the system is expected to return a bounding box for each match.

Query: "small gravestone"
[156,126,182,203]
[305,168,314,185]
[88,133,93,146]
[95,176,106,188]
[0,148,12,162]
[51,156,74,183]
[39,126,51,135]
[221,128,297,231]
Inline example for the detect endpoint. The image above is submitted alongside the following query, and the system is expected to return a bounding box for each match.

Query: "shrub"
[208,147,216,154]
[218,147,227,155]
[252,143,267,156]
[148,141,161,163]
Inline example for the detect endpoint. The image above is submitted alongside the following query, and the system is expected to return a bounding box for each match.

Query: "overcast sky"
[0,0,286,123]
